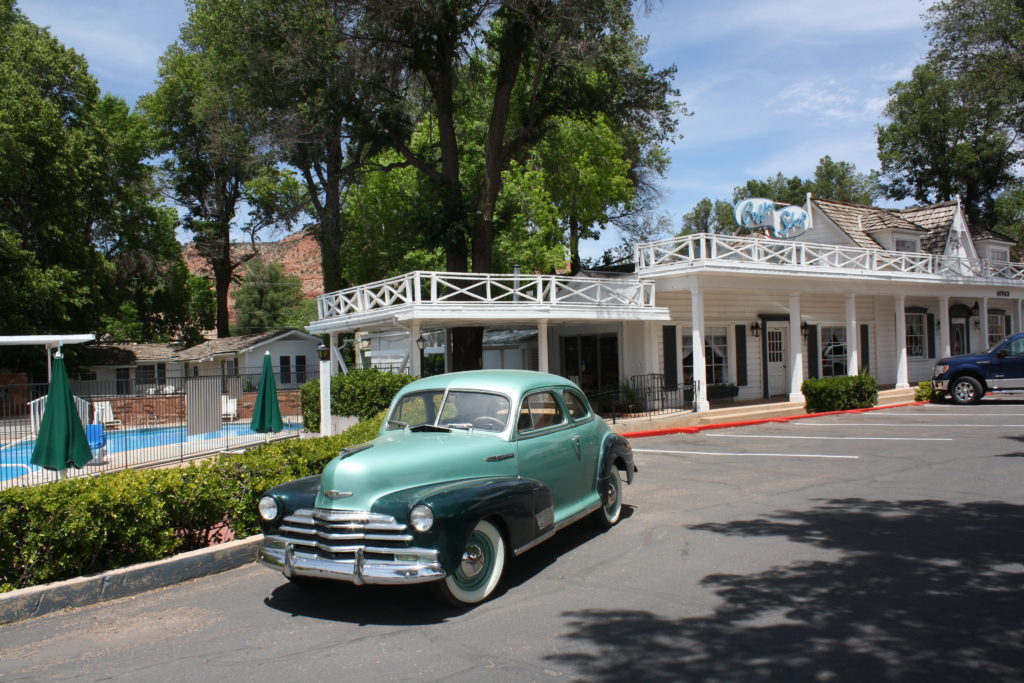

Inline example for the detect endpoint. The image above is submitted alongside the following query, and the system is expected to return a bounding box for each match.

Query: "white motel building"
[308,195,1020,412]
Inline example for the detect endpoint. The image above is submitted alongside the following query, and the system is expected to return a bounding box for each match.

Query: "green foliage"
[801,373,879,413]
[915,380,937,402]
[233,260,303,334]
[0,415,384,592]
[680,198,737,235]
[301,369,415,429]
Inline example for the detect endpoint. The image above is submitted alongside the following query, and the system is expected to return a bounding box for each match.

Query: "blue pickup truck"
[932,333,1024,404]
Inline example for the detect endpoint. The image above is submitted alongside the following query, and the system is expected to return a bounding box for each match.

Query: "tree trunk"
[449,327,484,371]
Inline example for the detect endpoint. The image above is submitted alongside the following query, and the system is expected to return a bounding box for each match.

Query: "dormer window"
[894,238,919,253]
[990,246,1010,262]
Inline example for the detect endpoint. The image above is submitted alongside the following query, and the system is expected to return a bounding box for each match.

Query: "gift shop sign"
[734,198,811,240]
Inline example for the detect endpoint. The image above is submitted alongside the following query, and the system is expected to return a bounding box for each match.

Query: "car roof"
[396,370,579,397]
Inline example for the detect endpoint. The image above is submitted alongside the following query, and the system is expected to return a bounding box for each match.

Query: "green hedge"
[801,373,879,413]
[0,414,383,593]
[301,368,415,429]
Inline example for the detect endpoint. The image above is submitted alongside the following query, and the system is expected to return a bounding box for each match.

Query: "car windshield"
[386,390,511,433]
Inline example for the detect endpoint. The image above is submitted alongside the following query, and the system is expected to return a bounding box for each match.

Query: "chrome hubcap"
[460,545,485,578]
[605,480,618,507]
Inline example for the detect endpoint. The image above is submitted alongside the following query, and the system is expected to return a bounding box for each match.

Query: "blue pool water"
[0,422,300,483]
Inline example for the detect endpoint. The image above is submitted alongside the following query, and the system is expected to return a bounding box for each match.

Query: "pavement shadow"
[544,498,1024,681]
[261,505,634,625]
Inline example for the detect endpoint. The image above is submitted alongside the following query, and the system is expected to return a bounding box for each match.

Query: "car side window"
[563,390,590,421]
[1005,338,1024,357]
[517,391,565,432]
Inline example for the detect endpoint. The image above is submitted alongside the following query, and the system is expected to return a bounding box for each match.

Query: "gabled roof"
[812,198,924,250]
[82,329,318,366]
[892,201,958,255]
[175,329,318,362]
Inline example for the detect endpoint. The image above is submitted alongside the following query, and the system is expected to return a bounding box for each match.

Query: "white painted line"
[633,449,859,460]
[884,412,1024,416]
[704,433,952,441]
[796,422,1024,427]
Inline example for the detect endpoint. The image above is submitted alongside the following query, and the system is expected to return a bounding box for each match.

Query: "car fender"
[599,433,636,485]
[372,477,553,575]
[258,474,320,534]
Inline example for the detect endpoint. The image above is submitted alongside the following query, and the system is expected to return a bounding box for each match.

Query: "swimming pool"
[0,422,301,483]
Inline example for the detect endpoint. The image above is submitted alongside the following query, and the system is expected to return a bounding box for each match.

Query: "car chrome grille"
[273,508,414,560]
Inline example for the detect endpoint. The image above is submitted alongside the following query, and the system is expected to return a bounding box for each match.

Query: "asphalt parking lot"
[2,401,1023,682]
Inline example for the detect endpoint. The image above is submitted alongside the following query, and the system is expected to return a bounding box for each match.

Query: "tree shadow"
[261,505,635,625]
[545,499,1024,681]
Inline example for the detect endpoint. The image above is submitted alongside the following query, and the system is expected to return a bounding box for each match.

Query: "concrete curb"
[0,534,263,626]
[621,401,927,438]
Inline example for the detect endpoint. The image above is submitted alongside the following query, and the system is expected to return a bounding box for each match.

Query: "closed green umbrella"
[250,352,283,437]
[31,353,92,474]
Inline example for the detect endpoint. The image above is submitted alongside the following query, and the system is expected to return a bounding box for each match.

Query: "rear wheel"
[950,376,983,405]
[593,466,623,528]
[435,519,506,606]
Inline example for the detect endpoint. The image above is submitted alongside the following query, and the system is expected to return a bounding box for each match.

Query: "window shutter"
[662,325,677,390]
[860,324,870,372]
[735,324,747,386]
[927,313,936,358]
[806,325,819,378]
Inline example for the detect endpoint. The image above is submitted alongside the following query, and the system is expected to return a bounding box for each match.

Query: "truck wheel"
[434,519,506,606]
[951,376,983,405]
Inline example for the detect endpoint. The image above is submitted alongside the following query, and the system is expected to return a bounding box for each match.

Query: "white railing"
[317,271,655,320]
[28,394,91,434]
[635,232,1024,281]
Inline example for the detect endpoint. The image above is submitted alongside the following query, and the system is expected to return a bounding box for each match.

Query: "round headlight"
[410,504,434,532]
[258,496,279,521]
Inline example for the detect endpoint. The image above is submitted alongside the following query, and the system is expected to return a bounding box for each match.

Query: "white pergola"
[0,334,96,379]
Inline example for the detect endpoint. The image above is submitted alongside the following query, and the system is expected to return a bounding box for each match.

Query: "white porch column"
[329,331,347,375]
[409,321,422,377]
[537,320,549,373]
[788,292,804,402]
[979,298,989,347]
[845,294,859,376]
[319,346,333,437]
[938,296,951,359]
[1017,299,1023,335]
[691,288,709,412]
[895,295,909,389]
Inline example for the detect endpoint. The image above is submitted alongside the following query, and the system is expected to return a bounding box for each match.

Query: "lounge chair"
[221,396,238,421]
[85,423,107,464]
[93,401,121,429]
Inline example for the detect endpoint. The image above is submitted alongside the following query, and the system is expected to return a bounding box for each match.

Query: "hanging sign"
[734,198,811,240]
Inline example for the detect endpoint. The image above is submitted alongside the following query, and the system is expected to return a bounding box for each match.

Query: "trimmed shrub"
[801,372,878,413]
[0,413,384,593]
[301,368,415,429]
[915,380,940,402]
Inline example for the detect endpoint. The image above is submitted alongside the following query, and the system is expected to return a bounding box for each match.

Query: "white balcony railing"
[317,271,656,320]
[635,232,1024,281]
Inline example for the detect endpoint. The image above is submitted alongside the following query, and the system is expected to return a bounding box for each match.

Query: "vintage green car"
[257,369,636,606]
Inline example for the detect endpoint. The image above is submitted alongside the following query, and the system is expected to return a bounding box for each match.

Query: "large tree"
[232,259,303,334]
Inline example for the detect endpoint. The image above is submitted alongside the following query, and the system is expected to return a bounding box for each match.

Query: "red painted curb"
[620,400,927,439]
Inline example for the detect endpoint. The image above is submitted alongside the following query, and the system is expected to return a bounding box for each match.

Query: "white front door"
[766,323,788,396]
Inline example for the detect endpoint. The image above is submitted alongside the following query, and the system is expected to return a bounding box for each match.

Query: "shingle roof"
[893,201,958,255]
[175,329,311,361]
[812,198,924,250]
[84,329,313,365]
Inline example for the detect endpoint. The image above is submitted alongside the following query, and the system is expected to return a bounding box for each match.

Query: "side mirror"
[997,350,1008,358]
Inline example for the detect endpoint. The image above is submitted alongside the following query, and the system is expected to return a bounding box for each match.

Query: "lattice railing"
[317,271,655,319]
[636,232,1024,282]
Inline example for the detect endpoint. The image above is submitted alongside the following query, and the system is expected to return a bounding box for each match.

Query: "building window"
[295,355,306,384]
[820,327,847,377]
[988,313,1007,347]
[136,363,166,387]
[990,247,1010,262]
[683,327,729,385]
[906,313,926,358]
[280,356,291,385]
[895,238,918,252]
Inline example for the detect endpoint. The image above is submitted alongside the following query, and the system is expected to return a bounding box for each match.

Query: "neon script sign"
[734,198,810,240]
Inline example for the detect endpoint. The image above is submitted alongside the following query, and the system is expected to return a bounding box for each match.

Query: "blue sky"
[18,0,930,257]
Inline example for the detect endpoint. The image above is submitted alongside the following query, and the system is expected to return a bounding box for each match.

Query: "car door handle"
[485,453,514,462]
[571,435,580,443]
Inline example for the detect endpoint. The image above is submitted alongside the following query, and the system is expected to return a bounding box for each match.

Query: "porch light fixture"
[415,334,427,350]
[974,319,981,330]
[317,344,329,361]
[800,321,809,338]
[750,321,761,338]
[971,301,979,316]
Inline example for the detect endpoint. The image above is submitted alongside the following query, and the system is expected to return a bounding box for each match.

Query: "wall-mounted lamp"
[750,321,761,338]
[974,319,980,330]
[317,344,329,361]
[971,301,980,316]
[935,318,941,330]
[415,334,427,350]
[800,321,809,338]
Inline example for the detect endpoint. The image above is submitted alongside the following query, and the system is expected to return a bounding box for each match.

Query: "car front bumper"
[258,536,445,585]
[932,380,948,391]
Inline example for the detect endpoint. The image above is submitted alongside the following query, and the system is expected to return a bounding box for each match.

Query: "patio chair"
[93,401,121,429]
[85,423,107,464]
[221,395,238,421]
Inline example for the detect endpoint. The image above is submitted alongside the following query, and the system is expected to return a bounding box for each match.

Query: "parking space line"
[704,433,951,441]
[633,449,859,459]
[884,412,1024,416]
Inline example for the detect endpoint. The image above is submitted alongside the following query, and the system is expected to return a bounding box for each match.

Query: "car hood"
[937,352,990,365]
[316,431,516,511]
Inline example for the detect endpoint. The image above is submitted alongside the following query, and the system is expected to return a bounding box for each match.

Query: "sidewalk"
[0,389,920,625]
